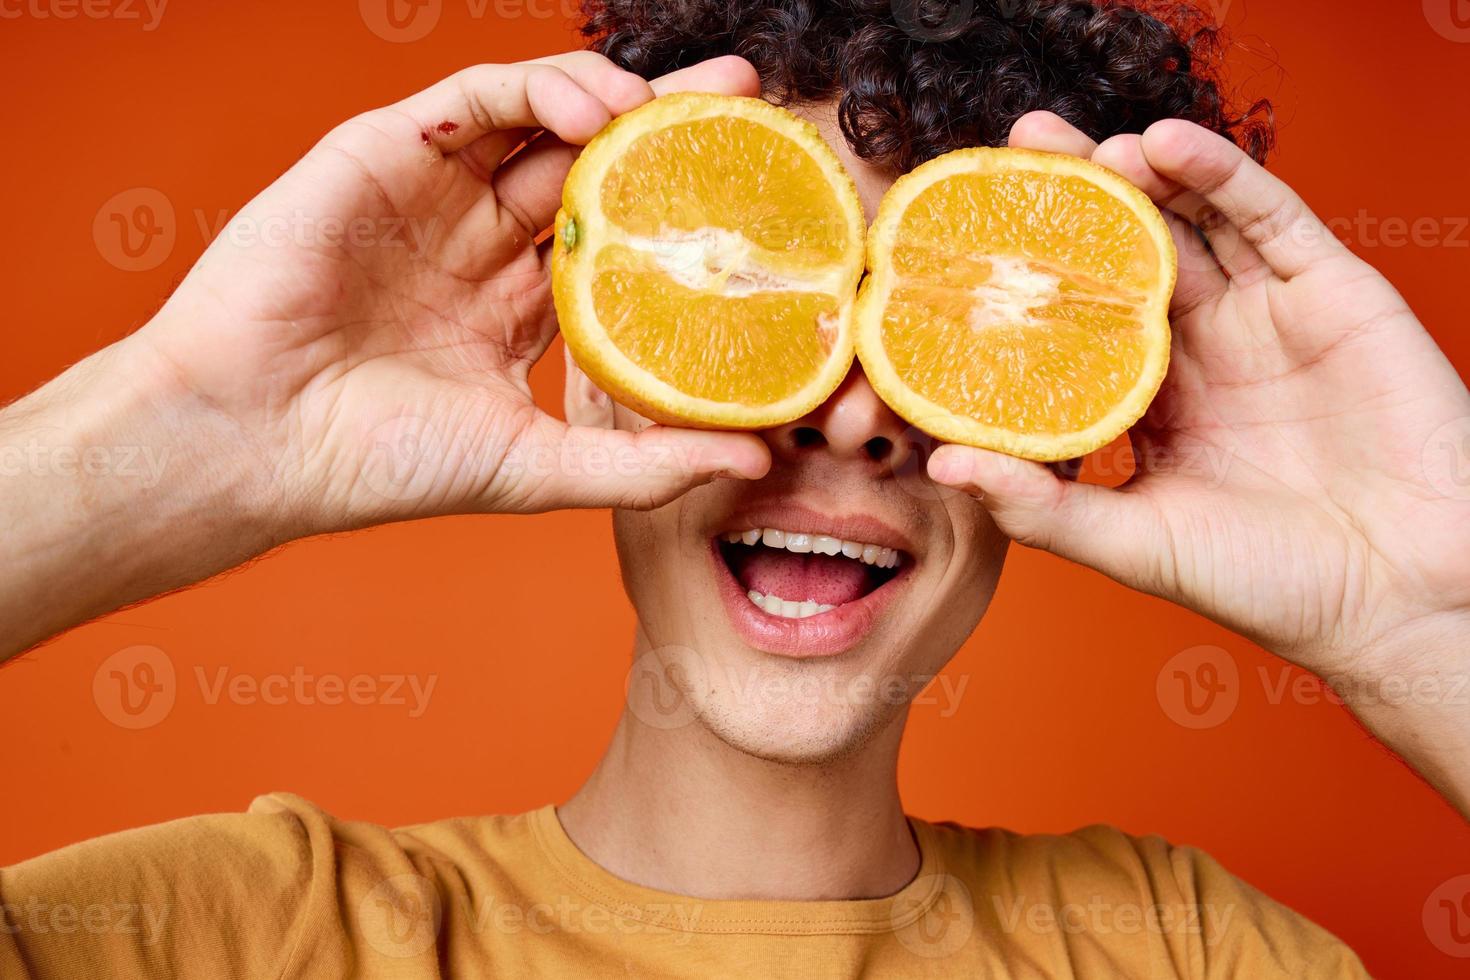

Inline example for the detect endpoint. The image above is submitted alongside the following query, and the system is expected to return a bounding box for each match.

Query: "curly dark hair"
[579,0,1274,173]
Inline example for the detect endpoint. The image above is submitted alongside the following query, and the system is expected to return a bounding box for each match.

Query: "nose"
[764,364,914,469]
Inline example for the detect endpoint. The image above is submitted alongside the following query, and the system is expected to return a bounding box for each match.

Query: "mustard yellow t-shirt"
[0,794,1367,978]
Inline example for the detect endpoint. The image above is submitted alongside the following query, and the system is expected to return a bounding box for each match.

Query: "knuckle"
[318,112,396,157]
[1237,197,1303,248]
[556,50,616,72]
[458,62,507,86]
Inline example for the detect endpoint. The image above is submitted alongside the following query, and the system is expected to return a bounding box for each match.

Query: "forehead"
[787,101,896,223]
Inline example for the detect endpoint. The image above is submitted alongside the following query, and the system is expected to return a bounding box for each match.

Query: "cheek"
[909,502,1009,649]
[966,511,1010,588]
[946,494,1009,584]
[609,491,714,608]
[611,509,660,606]
[610,508,650,553]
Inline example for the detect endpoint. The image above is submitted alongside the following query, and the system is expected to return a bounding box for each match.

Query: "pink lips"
[709,538,911,658]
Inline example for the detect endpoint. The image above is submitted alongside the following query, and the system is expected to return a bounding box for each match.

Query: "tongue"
[735,549,871,606]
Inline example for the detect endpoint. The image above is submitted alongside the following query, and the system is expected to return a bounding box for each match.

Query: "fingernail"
[929,454,965,486]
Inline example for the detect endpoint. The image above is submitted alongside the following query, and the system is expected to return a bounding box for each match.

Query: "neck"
[559,704,918,901]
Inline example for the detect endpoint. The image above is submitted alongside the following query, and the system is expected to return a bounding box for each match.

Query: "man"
[1,0,1465,975]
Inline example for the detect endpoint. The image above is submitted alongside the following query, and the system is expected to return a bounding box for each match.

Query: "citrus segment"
[599,117,851,264]
[591,267,840,404]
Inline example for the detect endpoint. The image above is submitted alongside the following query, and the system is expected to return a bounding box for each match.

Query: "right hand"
[132,51,771,536]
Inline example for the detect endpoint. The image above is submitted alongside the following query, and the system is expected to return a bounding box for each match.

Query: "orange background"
[3,1,1469,975]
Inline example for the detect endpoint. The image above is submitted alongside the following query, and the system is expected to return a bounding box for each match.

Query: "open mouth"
[716,527,907,620]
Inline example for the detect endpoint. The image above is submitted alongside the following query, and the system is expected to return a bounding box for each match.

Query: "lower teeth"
[747,591,836,619]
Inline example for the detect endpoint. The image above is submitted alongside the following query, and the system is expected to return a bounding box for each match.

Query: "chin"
[686,674,909,767]
[650,616,937,767]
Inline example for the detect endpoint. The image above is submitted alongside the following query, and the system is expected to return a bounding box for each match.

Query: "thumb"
[508,421,771,512]
[928,444,1167,589]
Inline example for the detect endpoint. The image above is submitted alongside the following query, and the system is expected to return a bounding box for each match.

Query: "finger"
[509,420,772,512]
[1007,111,1098,157]
[396,52,653,160]
[563,343,613,428]
[648,54,762,99]
[928,444,1166,590]
[1139,119,1346,280]
[489,55,762,250]
[1092,133,1232,315]
[1008,117,1230,315]
[487,133,579,243]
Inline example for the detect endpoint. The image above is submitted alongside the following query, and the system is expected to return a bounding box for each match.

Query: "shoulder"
[913,819,1369,979]
[1,793,340,977]
[10,791,332,891]
[2,793,550,978]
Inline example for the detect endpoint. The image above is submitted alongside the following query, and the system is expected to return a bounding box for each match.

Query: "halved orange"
[855,148,1176,461]
[552,94,866,428]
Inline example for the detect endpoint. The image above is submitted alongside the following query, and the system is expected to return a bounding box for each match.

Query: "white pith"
[967,256,1061,330]
[625,229,849,297]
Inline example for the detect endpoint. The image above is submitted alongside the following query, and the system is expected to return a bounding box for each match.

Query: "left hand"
[929,112,1470,685]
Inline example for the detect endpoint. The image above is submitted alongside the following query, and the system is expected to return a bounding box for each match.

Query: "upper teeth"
[721,528,902,568]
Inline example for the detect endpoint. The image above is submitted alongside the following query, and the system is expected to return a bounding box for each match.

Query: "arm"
[0,335,282,655]
[0,53,770,662]
[931,112,1470,818]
